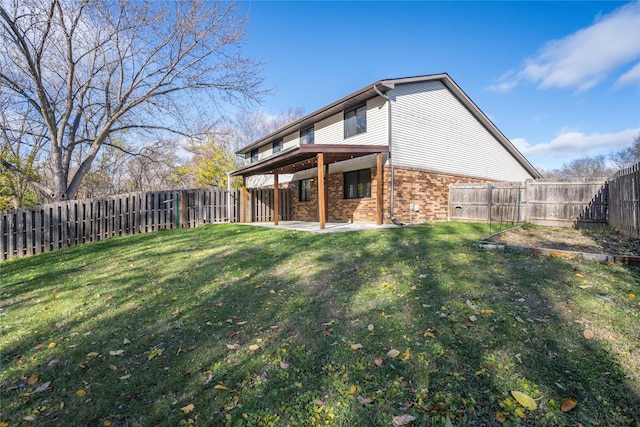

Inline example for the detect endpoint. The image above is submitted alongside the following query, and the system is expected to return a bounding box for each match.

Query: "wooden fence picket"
[3,187,281,261]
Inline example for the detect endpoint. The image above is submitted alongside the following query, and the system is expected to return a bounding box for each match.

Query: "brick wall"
[287,166,492,224]
[390,166,492,223]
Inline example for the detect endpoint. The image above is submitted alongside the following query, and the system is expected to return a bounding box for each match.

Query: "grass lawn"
[1,222,638,426]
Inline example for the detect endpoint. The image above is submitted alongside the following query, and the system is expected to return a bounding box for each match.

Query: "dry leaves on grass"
[387,349,400,358]
[180,403,194,413]
[561,399,577,412]
[392,414,416,425]
[511,391,536,410]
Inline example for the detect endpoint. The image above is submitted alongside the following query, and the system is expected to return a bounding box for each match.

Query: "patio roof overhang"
[229,144,389,177]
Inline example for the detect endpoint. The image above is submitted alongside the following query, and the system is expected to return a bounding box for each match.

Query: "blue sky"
[238,1,640,171]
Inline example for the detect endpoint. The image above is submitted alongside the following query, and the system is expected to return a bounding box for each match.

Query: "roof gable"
[236,73,541,179]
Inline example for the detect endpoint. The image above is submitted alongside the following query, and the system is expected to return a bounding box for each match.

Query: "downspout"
[227,172,232,223]
[373,84,400,225]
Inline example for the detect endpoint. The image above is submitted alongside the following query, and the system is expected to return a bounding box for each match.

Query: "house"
[230,73,541,229]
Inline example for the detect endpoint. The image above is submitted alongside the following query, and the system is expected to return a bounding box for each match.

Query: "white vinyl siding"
[315,112,342,144]
[283,131,299,150]
[390,81,533,182]
[315,96,387,146]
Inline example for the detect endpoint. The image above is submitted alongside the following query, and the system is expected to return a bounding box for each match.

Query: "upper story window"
[273,139,283,154]
[344,104,367,139]
[250,149,258,163]
[343,168,371,199]
[300,127,315,145]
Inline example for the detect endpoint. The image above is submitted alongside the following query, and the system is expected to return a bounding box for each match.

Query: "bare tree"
[552,155,615,179]
[0,0,263,202]
[229,106,305,151]
[609,133,640,170]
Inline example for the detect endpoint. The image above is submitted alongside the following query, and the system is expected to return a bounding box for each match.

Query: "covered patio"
[230,144,389,230]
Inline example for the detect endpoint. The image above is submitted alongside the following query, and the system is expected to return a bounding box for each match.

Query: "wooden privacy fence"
[608,163,640,237]
[449,179,609,228]
[1,187,289,261]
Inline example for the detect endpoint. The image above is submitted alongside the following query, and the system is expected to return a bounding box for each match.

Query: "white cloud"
[514,128,640,159]
[615,62,640,87]
[489,2,640,92]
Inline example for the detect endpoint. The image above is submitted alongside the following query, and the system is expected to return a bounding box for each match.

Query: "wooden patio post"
[318,153,325,229]
[241,176,247,223]
[274,173,279,226]
[376,152,383,225]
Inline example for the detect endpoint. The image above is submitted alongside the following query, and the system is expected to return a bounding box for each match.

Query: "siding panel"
[315,96,387,146]
[390,81,532,182]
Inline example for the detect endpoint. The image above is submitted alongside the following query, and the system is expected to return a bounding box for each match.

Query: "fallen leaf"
[374,356,383,367]
[103,421,111,426]
[313,399,325,406]
[181,403,194,413]
[349,385,356,394]
[469,315,477,322]
[47,342,56,349]
[279,361,290,369]
[123,338,130,345]
[27,372,39,385]
[109,365,117,371]
[351,343,363,350]
[367,324,375,332]
[466,299,477,309]
[495,412,506,423]
[86,352,99,358]
[560,399,577,413]
[575,273,584,278]
[119,374,131,380]
[147,347,164,361]
[33,381,51,393]
[402,348,411,360]
[109,350,124,356]
[387,349,400,358]
[392,414,416,425]
[270,325,279,330]
[75,389,86,396]
[34,343,45,350]
[204,370,213,385]
[514,316,525,324]
[627,293,635,299]
[23,415,36,422]
[226,343,241,350]
[479,309,495,315]
[236,321,247,326]
[248,344,259,352]
[357,396,373,405]
[214,384,228,390]
[511,391,536,410]
[583,329,595,340]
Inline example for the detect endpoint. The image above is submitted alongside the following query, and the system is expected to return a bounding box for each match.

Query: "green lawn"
[1,222,638,426]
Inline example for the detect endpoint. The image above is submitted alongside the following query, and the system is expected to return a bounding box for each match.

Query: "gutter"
[373,84,399,224]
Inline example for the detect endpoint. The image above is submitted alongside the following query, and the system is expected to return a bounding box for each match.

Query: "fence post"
[179,190,188,228]
[486,182,492,223]
[524,180,530,223]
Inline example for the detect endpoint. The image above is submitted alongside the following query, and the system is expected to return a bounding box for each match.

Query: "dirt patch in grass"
[489,226,640,256]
